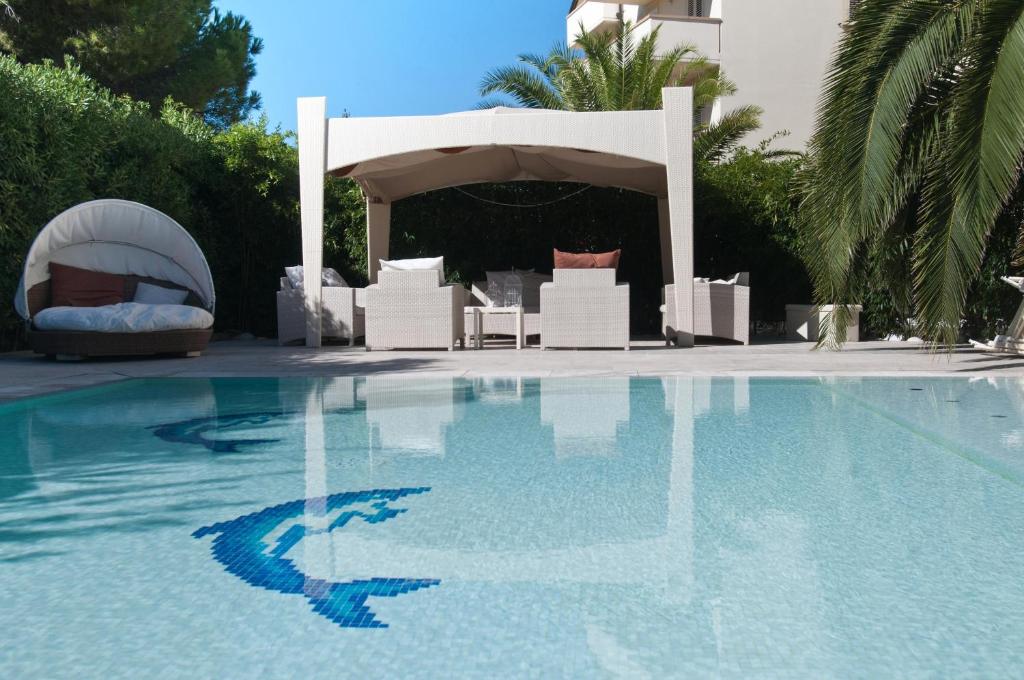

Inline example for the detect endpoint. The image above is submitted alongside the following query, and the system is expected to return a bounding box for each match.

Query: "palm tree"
[479,19,763,164]
[797,0,1024,347]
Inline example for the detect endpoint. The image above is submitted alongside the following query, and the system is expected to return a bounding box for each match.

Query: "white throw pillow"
[322,267,348,287]
[285,265,350,288]
[285,265,305,289]
[133,282,188,305]
[380,256,444,284]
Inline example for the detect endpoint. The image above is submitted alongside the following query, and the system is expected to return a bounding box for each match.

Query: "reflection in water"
[540,378,631,458]
[366,378,466,457]
[290,377,701,653]
[150,412,283,453]
[4,376,1024,676]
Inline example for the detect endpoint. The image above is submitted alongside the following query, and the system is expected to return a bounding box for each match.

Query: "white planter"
[785,304,862,342]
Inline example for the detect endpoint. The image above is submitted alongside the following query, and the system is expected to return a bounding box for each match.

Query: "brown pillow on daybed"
[553,248,621,269]
[49,262,125,307]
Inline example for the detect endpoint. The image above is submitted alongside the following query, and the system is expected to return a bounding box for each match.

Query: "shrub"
[694,148,808,325]
[0,55,358,348]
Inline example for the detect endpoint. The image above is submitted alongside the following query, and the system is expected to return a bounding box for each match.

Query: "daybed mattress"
[34,303,214,333]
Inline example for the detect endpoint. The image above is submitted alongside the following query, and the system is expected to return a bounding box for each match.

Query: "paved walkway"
[1,338,1022,403]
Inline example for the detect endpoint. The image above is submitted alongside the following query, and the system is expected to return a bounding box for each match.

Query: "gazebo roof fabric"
[338,144,669,202]
[322,107,669,203]
[15,199,215,319]
[325,107,663,200]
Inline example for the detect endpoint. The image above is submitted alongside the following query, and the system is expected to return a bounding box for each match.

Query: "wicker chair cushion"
[379,256,444,284]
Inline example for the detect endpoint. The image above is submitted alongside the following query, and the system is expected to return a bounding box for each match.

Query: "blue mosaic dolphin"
[193,488,439,629]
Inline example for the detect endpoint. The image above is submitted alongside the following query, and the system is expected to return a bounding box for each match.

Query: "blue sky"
[217,0,569,132]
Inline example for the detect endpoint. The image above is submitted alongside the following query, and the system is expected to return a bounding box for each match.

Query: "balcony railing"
[633,15,722,63]
[566,1,639,43]
[567,3,721,63]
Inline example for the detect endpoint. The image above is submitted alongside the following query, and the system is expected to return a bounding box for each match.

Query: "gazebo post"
[657,198,673,285]
[661,87,695,347]
[366,198,391,283]
[297,96,327,347]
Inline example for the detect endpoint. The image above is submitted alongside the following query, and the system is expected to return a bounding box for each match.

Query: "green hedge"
[0,55,813,348]
[0,56,361,349]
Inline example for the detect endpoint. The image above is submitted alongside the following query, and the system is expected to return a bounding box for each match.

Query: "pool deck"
[1,338,1022,402]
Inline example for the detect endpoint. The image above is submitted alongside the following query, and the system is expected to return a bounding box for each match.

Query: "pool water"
[1,376,1022,678]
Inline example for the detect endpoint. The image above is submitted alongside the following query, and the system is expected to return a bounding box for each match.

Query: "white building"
[566,0,855,148]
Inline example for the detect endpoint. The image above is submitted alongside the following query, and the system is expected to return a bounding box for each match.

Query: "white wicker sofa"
[364,270,465,351]
[662,273,750,345]
[277,277,365,346]
[540,269,630,350]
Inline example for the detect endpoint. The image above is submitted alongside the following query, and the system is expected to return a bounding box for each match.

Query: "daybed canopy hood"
[15,199,215,319]
[296,88,695,347]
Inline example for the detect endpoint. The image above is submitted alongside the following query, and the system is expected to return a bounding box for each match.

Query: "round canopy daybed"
[14,199,216,359]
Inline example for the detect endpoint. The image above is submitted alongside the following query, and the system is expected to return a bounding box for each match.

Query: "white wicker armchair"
[540,269,630,350]
[662,273,750,345]
[364,270,465,351]
[277,277,365,346]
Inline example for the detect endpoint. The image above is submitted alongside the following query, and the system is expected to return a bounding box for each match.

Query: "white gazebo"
[296,86,695,348]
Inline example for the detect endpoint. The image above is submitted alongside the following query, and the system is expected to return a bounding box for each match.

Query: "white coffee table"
[470,306,525,349]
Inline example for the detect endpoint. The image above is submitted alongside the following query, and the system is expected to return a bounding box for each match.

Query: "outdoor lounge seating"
[277,273,364,346]
[296,89,701,348]
[970,276,1024,355]
[540,269,630,350]
[663,273,750,345]
[364,269,465,351]
[14,199,216,359]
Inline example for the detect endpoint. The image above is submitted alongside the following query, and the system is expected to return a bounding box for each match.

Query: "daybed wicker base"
[28,328,212,359]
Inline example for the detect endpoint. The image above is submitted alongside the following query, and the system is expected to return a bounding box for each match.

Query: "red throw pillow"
[49,262,126,307]
[553,248,621,269]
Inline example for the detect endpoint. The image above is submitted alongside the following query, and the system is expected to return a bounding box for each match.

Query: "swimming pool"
[1,376,1022,678]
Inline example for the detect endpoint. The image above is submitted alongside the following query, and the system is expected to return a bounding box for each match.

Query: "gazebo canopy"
[331,107,669,202]
[296,89,695,347]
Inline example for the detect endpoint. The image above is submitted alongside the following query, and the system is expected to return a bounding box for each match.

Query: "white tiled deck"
[1,338,1022,402]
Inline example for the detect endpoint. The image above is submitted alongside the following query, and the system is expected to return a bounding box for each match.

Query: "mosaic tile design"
[193,488,439,628]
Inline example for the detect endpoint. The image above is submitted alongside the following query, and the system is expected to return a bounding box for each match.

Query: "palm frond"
[474,97,512,111]
[913,0,1024,344]
[478,64,564,109]
[694,105,762,164]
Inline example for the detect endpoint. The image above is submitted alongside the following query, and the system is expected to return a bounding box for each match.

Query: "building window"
[688,0,705,18]
[849,0,862,19]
